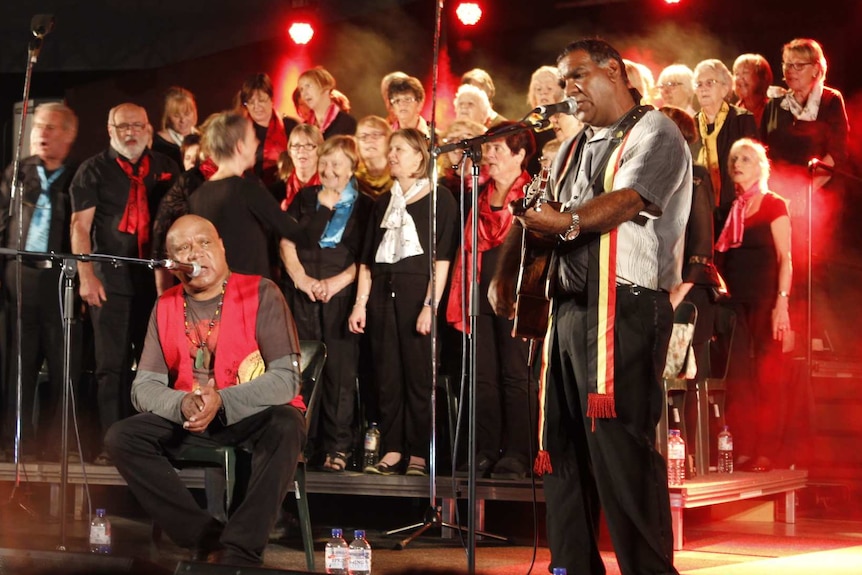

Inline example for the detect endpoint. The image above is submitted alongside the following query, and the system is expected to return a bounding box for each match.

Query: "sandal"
[366,460,400,475]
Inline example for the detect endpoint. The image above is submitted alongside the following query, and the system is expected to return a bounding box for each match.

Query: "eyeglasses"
[289,143,317,152]
[390,96,418,106]
[782,61,814,72]
[245,96,272,108]
[694,79,722,89]
[111,122,147,133]
[357,132,386,142]
[658,81,684,89]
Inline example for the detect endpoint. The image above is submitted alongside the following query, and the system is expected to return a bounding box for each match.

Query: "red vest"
[156,273,305,410]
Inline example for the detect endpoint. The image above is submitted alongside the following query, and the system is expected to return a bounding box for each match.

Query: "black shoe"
[491,455,529,480]
[455,455,496,478]
[190,518,224,562]
[93,451,112,466]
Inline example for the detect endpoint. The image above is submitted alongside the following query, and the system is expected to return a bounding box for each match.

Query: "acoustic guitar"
[512,166,559,340]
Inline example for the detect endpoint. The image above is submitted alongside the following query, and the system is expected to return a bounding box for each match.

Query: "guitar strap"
[534,105,652,476]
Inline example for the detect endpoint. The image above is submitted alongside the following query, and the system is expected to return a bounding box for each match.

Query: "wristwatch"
[559,211,581,242]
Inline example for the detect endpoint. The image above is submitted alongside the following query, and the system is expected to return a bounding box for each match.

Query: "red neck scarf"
[262,111,287,179]
[715,182,761,252]
[116,154,151,257]
[445,171,531,332]
[198,157,218,180]
[310,102,340,135]
[281,171,321,211]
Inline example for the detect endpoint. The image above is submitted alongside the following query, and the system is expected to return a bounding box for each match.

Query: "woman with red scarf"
[238,73,298,191]
[297,67,357,140]
[446,122,537,480]
[715,138,792,473]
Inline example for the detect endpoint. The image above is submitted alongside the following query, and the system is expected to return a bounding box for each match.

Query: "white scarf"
[375,178,429,264]
[780,81,823,122]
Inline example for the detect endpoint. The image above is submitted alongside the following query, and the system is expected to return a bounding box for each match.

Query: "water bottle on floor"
[717,425,734,473]
[348,529,372,575]
[363,423,380,470]
[89,508,112,554]
[325,528,349,575]
[667,429,686,486]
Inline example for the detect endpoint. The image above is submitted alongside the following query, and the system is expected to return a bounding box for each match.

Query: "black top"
[188,176,305,278]
[0,155,77,273]
[152,133,183,169]
[361,186,459,279]
[717,192,789,303]
[287,185,373,296]
[323,111,358,139]
[761,86,849,169]
[151,166,207,259]
[70,147,179,294]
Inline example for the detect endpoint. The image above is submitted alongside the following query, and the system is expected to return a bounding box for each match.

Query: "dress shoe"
[491,455,529,480]
[93,451,113,466]
[455,455,496,478]
[749,456,773,473]
[190,518,224,561]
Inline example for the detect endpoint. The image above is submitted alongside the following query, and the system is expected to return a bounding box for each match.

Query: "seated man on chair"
[105,214,306,566]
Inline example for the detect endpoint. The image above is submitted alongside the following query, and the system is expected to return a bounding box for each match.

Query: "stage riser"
[809,365,862,485]
[0,548,169,574]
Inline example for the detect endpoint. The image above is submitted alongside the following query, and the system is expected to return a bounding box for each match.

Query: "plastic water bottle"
[325,528,349,574]
[348,529,372,575]
[89,508,112,554]
[717,425,734,474]
[667,429,686,486]
[363,423,380,470]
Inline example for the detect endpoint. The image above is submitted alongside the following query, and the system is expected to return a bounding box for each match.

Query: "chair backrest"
[298,340,326,422]
[708,307,736,380]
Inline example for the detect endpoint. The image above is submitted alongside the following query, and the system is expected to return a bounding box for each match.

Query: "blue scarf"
[318,178,359,248]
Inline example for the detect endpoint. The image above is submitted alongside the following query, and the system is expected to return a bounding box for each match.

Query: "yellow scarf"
[697,101,729,206]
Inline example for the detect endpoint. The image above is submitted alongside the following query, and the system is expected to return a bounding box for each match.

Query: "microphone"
[532,97,578,118]
[31,14,55,38]
[162,260,202,278]
[808,158,834,173]
[28,14,54,62]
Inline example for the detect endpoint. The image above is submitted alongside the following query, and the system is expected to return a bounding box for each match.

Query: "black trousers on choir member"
[2,264,82,455]
[104,406,306,565]
[474,312,535,461]
[290,293,358,456]
[723,299,786,463]
[543,288,678,575]
[89,275,155,440]
[367,273,432,459]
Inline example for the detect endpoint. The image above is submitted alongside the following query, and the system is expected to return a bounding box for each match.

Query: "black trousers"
[473,312,535,461]
[3,264,82,454]
[104,406,306,565]
[367,273,431,459]
[290,293,358,455]
[89,276,154,440]
[543,287,678,575]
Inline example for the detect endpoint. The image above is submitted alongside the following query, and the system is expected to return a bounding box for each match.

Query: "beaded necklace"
[183,277,228,370]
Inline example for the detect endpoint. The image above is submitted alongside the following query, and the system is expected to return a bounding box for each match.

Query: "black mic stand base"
[385,504,508,550]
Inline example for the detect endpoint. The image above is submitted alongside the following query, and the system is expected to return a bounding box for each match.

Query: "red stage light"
[288,22,314,45]
[456,2,483,26]
[664,0,682,4]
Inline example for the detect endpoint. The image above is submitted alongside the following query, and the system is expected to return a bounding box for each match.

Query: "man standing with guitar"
[489,39,691,575]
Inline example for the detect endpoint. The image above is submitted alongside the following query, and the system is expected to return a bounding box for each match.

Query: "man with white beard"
[70,103,179,464]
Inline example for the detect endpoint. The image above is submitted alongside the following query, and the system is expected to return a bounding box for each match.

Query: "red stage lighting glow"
[664,0,682,4]
[288,22,314,45]
[456,2,483,26]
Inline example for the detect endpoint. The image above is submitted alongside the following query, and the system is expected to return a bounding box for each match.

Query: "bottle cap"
[96,508,105,516]
[355,529,365,538]
[722,425,729,431]
[332,528,343,538]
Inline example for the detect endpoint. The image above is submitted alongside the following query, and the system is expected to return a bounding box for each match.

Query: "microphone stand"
[0,247,175,549]
[5,21,51,518]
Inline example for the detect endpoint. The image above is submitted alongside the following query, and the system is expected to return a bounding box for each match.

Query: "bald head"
[166,215,229,299]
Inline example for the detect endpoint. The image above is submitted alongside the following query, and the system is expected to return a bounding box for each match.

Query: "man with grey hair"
[0,102,80,461]
[70,102,179,464]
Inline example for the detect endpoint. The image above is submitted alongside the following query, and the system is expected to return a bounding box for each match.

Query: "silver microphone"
[162,260,202,277]
[533,97,578,118]
[807,158,834,173]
